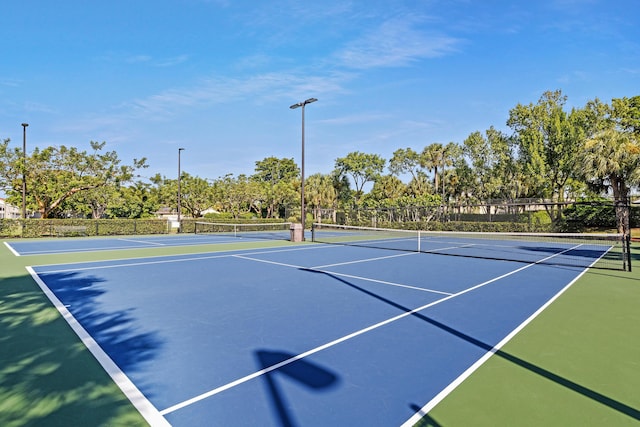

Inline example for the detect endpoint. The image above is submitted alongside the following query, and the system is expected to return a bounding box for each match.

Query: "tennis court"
[4,223,295,256]
[18,225,625,426]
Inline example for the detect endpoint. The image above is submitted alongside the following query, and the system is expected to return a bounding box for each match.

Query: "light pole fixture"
[177,147,185,231]
[289,97,317,239]
[21,123,29,219]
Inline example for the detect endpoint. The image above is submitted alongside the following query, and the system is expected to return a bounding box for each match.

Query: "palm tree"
[305,173,338,221]
[420,143,444,190]
[580,128,640,233]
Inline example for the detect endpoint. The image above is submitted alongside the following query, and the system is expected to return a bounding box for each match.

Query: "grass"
[1,237,638,426]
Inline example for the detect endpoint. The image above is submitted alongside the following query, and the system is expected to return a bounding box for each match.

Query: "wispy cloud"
[0,78,22,87]
[126,70,354,118]
[155,55,190,67]
[319,113,391,125]
[336,15,461,69]
[97,52,190,67]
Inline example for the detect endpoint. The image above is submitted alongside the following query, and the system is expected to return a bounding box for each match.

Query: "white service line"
[312,251,418,269]
[311,269,454,296]
[160,245,580,416]
[117,238,166,246]
[233,254,451,295]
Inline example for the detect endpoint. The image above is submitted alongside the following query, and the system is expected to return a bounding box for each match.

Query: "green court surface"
[1,238,639,426]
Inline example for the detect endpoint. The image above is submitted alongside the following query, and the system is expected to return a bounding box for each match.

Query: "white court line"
[312,269,454,296]
[10,235,288,256]
[34,243,332,273]
[234,254,452,295]
[400,243,597,426]
[161,245,578,416]
[232,254,302,269]
[117,238,166,246]
[27,266,171,427]
[4,241,20,257]
[312,251,417,269]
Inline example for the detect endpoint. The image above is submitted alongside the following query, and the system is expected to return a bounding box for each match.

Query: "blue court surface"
[27,241,595,426]
[5,233,293,256]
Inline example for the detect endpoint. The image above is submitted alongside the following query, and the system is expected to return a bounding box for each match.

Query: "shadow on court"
[0,274,152,426]
[409,404,443,427]
[38,271,165,372]
[303,268,640,423]
[255,350,340,427]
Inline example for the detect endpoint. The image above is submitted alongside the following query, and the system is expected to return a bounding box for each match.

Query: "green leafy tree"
[305,173,338,221]
[107,180,159,218]
[420,143,445,190]
[335,151,385,203]
[389,147,421,179]
[179,173,215,218]
[369,175,406,202]
[0,140,146,218]
[404,171,431,198]
[463,127,520,202]
[579,96,640,234]
[212,174,263,219]
[331,169,352,209]
[252,157,299,218]
[612,95,640,135]
[507,90,583,222]
[69,184,119,218]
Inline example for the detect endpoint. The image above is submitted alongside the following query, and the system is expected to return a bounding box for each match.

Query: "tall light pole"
[21,123,29,219]
[177,147,185,231]
[289,97,317,238]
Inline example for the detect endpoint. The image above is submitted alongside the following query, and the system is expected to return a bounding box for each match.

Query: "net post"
[626,233,632,272]
[417,230,421,252]
[311,223,316,242]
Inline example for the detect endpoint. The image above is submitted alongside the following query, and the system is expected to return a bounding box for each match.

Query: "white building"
[0,198,21,219]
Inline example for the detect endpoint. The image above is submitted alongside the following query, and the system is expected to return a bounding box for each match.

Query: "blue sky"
[1,0,638,186]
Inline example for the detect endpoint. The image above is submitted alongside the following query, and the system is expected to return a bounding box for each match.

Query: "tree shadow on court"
[303,268,640,423]
[42,271,164,372]
[254,349,340,427]
[0,272,161,427]
[409,403,443,427]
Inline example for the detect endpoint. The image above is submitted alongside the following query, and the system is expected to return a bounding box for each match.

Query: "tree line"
[1,90,638,232]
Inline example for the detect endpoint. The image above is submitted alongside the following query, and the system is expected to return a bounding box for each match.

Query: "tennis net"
[194,222,292,241]
[311,223,631,271]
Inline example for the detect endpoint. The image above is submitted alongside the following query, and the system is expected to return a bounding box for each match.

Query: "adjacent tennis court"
[17,226,626,426]
[5,223,294,257]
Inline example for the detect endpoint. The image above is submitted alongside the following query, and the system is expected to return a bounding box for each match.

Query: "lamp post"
[289,97,317,238]
[21,123,29,219]
[177,148,185,231]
